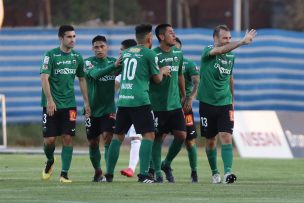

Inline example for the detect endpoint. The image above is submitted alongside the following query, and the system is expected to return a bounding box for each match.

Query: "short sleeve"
[148,50,160,75]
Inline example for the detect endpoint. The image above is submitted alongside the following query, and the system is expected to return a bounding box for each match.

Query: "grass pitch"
[0,148,303,203]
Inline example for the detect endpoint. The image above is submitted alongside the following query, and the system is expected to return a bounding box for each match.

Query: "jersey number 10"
[123,58,138,81]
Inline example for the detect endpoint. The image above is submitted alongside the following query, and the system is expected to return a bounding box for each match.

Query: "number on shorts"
[85,117,91,127]
[200,117,208,127]
[43,113,47,124]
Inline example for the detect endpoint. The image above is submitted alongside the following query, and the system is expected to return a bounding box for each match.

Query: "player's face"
[163,27,176,46]
[93,41,108,58]
[217,30,231,46]
[61,31,76,49]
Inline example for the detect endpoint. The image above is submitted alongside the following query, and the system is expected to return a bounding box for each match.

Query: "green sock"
[89,145,101,170]
[104,143,110,165]
[106,139,121,175]
[139,139,153,175]
[152,140,162,177]
[187,144,197,171]
[61,146,73,172]
[221,144,233,174]
[163,138,184,166]
[205,148,218,175]
[44,143,55,162]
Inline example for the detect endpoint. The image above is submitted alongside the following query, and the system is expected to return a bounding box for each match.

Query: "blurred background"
[0,0,303,158]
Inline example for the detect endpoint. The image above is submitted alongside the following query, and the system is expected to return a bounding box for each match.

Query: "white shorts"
[126,124,142,138]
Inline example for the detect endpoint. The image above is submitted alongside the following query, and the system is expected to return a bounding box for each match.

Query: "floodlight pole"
[233,0,242,32]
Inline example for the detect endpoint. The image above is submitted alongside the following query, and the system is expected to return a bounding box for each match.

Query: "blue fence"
[0,27,304,123]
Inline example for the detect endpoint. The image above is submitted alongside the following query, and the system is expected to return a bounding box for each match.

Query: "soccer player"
[40,25,90,183]
[105,24,170,183]
[175,37,200,183]
[84,35,121,182]
[150,24,187,183]
[115,39,143,178]
[197,25,256,184]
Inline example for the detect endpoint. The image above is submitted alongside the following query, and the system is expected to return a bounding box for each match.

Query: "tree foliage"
[51,0,141,26]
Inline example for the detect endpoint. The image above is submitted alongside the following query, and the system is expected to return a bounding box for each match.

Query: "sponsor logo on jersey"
[72,59,76,64]
[99,75,116,81]
[168,66,179,72]
[54,68,76,75]
[173,50,182,54]
[53,54,62,57]
[134,54,143,58]
[56,60,72,65]
[119,95,134,100]
[174,56,179,62]
[129,47,141,53]
[123,53,132,58]
[159,57,174,63]
[214,63,231,75]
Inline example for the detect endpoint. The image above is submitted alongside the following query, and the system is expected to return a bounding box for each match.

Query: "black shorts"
[184,109,198,140]
[114,105,155,135]
[199,102,234,138]
[154,108,186,135]
[42,107,77,137]
[85,113,116,139]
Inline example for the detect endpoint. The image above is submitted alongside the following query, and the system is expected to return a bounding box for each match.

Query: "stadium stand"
[1,27,304,123]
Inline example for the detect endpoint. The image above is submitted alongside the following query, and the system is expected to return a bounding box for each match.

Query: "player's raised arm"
[209,25,256,56]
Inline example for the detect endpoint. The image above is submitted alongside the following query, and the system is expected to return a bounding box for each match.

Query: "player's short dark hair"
[155,23,172,42]
[213,24,230,37]
[135,24,153,42]
[121,39,137,49]
[176,37,182,47]
[92,35,107,45]
[58,25,74,37]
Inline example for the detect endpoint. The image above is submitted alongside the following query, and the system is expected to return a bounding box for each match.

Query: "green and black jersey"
[117,45,160,107]
[150,46,183,111]
[40,47,85,109]
[197,45,235,106]
[84,56,117,117]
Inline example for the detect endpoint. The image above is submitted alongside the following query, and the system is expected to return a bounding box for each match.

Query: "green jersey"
[84,56,117,117]
[40,47,85,109]
[150,46,183,111]
[197,45,235,106]
[183,58,199,97]
[117,45,160,107]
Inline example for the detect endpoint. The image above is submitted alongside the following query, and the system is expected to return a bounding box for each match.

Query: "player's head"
[135,24,153,48]
[58,25,76,49]
[91,35,108,59]
[213,24,231,46]
[175,37,182,49]
[155,23,176,46]
[120,39,137,53]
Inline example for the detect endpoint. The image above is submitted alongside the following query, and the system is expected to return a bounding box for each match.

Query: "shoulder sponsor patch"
[85,60,94,69]
[43,56,50,64]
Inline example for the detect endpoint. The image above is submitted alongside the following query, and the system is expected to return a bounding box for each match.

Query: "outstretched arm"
[210,29,257,56]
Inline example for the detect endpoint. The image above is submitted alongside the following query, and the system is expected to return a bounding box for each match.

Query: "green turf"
[0,149,303,203]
